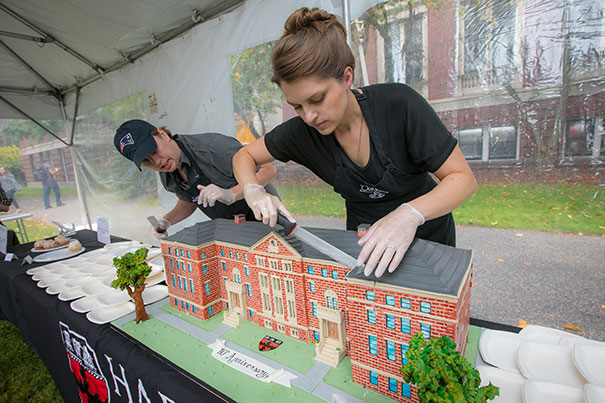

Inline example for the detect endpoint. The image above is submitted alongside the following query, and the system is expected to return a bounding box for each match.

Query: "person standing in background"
[0,166,21,212]
[38,159,64,209]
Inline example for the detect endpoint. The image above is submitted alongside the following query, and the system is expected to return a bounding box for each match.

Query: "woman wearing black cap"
[233,7,477,278]
[114,119,278,239]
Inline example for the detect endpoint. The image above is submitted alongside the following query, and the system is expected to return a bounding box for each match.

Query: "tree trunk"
[127,284,149,323]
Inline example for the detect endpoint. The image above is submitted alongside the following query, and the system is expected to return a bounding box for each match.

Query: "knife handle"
[277,213,297,236]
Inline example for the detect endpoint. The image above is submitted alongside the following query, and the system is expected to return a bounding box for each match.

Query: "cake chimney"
[234,214,246,224]
[357,224,370,237]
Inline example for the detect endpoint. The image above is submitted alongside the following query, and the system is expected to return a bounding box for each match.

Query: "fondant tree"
[402,333,499,403]
[111,247,152,323]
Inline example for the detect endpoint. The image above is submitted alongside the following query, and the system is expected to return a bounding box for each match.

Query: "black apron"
[174,137,257,221]
[332,90,455,246]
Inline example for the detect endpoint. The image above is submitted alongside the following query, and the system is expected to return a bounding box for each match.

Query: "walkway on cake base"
[114,299,379,403]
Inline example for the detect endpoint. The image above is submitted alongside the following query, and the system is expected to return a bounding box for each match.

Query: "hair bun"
[284,7,336,35]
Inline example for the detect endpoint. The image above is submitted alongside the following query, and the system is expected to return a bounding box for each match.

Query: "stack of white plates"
[478,325,605,402]
[25,241,166,325]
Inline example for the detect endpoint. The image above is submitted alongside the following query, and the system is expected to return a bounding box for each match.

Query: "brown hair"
[271,7,355,85]
[151,126,173,138]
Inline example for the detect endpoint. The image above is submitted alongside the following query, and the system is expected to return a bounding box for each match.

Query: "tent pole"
[60,89,93,230]
[343,0,352,46]
[0,94,68,146]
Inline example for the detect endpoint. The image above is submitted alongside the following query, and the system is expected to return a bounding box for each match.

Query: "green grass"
[0,321,63,402]
[275,183,604,235]
[16,186,77,198]
[3,219,58,241]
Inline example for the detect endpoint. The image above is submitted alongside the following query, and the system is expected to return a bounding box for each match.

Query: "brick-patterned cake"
[160,217,473,402]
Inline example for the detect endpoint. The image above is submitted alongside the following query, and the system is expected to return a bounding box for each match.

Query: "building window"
[234,273,241,284]
[189,279,194,293]
[291,329,299,338]
[385,295,395,306]
[181,300,185,308]
[171,274,176,287]
[228,251,233,258]
[170,259,174,267]
[285,279,294,295]
[458,126,518,161]
[205,282,210,295]
[566,118,603,157]
[192,305,196,313]
[203,264,207,274]
[321,268,327,277]
[186,302,189,310]
[249,310,254,317]
[277,324,285,333]
[313,331,319,341]
[331,270,338,279]
[366,290,375,301]
[309,282,316,293]
[386,314,395,329]
[368,335,378,355]
[187,251,191,258]
[244,266,250,276]
[256,256,265,267]
[402,383,411,398]
[168,247,171,255]
[401,318,411,334]
[259,273,269,288]
[332,297,337,309]
[243,253,247,261]
[401,344,409,365]
[269,260,278,270]
[386,340,396,361]
[180,250,184,257]
[208,306,213,315]
[389,378,397,393]
[367,310,376,324]
[307,266,314,275]
[246,283,252,297]
[201,252,206,259]
[235,252,240,259]
[420,323,431,339]
[283,261,292,272]
[369,371,378,385]
[420,301,431,314]
[400,298,411,309]
[178,276,183,290]
[312,302,317,317]
[220,249,224,256]
[287,299,296,319]
[174,297,178,305]
[188,263,192,272]
[326,297,332,309]
[222,262,226,271]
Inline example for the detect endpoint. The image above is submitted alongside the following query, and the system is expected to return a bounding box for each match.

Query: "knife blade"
[147,216,166,234]
[277,214,362,271]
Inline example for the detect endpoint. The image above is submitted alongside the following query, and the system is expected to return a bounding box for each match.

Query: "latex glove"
[243,183,296,227]
[197,184,236,208]
[356,203,425,278]
[150,218,171,239]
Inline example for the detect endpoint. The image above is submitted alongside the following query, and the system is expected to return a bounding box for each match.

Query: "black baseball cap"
[114,119,157,170]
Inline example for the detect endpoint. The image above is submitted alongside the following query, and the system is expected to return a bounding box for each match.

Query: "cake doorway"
[223,280,247,327]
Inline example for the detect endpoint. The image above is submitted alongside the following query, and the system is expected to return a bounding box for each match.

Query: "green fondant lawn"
[221,321,317,374]
[159,304,225,332]
[120,317,323,403]
[465,325,482,366]
[323,356,394,403]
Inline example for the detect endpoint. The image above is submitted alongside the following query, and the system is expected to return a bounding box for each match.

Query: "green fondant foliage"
[401,333,499,403]
[111,248,152,290]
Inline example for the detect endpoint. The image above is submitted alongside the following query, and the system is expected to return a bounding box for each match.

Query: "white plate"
[60,270,87,280]
[80,263,112,274]
[585,384,605,403]
[522,380,583,403]
[86,302,135,324]
[31,241,71,253]
[81,279,114,296]
[97,289,130,307]
[559,335,605,348]
[65,275,93,288]
[36,277,65,288]
[517,341,586,387]
[519,325,588,346]
[32,271,60,281]
[70,296,102,313]
[477,365,525,403]
[33,247,86,263]
[58,287,86,301]
[101,276,117,288]
[479,329,525,373]
[145,271,165,287]
[572,344,605,385]
[45,284,62,295]
[142,284,168,305]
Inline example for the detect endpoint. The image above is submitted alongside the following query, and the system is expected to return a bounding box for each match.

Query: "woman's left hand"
[356,203,425,278]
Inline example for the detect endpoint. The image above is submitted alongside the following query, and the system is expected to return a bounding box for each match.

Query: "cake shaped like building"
[160,217,473,402]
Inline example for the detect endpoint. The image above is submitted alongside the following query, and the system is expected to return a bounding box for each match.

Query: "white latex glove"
[243,183,295,227]
[150,218,171,239]
[356,203,425,278]
[197,184,236,208]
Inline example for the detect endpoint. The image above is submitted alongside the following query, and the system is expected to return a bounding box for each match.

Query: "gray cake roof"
[166,218,472,297]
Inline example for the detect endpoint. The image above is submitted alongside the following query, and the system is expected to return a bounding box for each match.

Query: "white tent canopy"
[0,0,379,134]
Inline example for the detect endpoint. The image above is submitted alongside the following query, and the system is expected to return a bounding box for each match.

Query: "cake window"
[389,378,397,392]
[420,323,431,339]
[366,290,375,301]
[309,282,316,293]
[331,270,338,279]
[370,371,378,385]
[307,266,314,275]
[321,268,328,277]
[386,314,395,329]
[368,335,377,355]
[401,318,411,334]
[420,301,431,314]
[402,383,411,398]
[386,340,396,361]
[367,310,376,324]
[400,298,411,309]
[401,344,409,365]
[385,295,395,306]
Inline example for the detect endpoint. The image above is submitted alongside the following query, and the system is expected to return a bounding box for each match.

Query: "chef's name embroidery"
[359,184,389,199]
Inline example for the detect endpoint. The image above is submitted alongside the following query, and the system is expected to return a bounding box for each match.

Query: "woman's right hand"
[243,184,296,227]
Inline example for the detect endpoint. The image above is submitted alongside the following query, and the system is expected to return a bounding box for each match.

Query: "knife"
[277,214,363,271]
[147,216,166,234]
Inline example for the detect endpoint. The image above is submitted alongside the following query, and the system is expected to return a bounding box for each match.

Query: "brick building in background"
[160,217,473,402]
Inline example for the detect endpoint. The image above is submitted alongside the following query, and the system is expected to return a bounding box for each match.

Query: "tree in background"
[230,41,283,140]
[0,119,65,147]
[0,145,25,183]
[111,248,152,323]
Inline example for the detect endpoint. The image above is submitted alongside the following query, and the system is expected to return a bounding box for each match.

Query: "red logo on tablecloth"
[59,322,109,403]
[258,335,283,351]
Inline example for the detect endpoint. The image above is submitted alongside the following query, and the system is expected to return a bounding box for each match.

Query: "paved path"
[11,196,605,341]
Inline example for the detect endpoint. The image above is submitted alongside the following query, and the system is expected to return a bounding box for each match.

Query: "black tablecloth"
[1,231,230,403]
